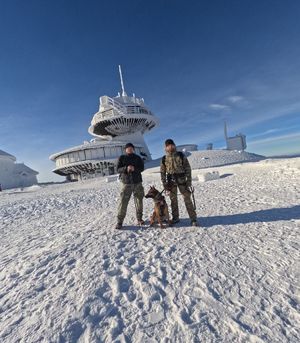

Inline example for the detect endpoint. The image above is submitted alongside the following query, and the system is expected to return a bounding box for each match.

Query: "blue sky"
[0,0,299,182]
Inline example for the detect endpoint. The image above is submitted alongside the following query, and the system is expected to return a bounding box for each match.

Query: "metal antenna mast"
[118,65,127,97]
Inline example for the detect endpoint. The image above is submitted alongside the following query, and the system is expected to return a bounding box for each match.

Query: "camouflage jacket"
[160,151,192,186]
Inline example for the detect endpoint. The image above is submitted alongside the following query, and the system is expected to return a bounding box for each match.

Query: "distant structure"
[50,66,159,181]
[224,121,247,151]
[206,143,213,150]
[0,149,38,189]
[177,144,198,152]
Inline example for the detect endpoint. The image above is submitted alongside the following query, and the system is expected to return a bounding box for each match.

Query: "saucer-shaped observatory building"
[50,66,159,180]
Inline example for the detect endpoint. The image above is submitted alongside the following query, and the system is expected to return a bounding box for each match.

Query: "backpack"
[161,151,185,168]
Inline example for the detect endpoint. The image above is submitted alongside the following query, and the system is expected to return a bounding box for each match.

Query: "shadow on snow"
[178,205,300,228]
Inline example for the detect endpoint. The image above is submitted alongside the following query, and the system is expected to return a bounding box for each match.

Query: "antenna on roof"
[118,65,127,97]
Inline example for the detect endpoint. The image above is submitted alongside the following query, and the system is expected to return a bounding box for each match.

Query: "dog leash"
[190,186,196,210]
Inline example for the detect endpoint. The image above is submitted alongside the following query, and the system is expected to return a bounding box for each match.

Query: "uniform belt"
[169,173,185,178]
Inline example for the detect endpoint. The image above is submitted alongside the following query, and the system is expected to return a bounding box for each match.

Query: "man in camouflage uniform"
[160,139,198,226]
[115,143,145,230]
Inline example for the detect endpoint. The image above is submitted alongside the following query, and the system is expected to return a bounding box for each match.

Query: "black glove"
[164,182,174,191]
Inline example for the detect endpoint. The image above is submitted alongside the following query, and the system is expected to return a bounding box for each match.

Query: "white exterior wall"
[0,158,15,189]
[0,157,38,190]
[226,135,247,151]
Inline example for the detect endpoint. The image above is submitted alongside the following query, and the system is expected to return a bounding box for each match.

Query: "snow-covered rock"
[106,175,119,183]
[198,171,220,182]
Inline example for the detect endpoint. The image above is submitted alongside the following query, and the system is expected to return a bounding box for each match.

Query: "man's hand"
[186,182,192,192]
[127,165,135,172]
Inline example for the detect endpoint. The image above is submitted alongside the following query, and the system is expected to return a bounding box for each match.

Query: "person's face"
[165,144,176,153]
[125,147,134,154]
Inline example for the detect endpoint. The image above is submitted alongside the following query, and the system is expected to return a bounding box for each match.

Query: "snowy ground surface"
[1,157,299,342]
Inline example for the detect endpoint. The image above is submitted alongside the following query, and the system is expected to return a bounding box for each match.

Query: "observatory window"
[79,151,85,160]
[105,147,112,158]
[127,106,133,114]
[91,149,100,159]
[69,154,75,163]
[98,149,103,157]
[85,150,92,160]
[110,147,120,157]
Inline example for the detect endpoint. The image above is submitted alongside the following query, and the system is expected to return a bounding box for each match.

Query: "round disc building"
[50,67,159,180]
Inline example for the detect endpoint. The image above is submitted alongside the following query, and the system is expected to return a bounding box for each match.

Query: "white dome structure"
[50,66,159,181]
[0,149,39,190]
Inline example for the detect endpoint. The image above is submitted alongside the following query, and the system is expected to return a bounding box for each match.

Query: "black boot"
[115,222,123,230]
[170,218,180,225]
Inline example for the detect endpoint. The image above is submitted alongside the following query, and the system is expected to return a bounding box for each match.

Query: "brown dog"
[145,186,172,228]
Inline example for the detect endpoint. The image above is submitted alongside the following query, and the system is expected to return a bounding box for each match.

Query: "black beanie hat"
[124,142,135,149]
[165,139,175,146]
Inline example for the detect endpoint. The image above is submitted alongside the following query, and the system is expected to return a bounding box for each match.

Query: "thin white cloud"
[209,104,229,110]
[261,128,280,135]
[248,132,300,146]
[228,96,244,103]
[247,126,300,140]
[247,128,281,139]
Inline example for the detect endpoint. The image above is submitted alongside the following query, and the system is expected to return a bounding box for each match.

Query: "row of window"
[96,107,151,119]
[126,106,149,115]
[55,147,144,167]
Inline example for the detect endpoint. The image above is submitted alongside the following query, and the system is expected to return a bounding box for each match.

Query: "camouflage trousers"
[169,184,197,221]
[117,182,144,223]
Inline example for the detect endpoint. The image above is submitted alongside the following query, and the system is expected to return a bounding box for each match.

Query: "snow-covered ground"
[0,157,299,342]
